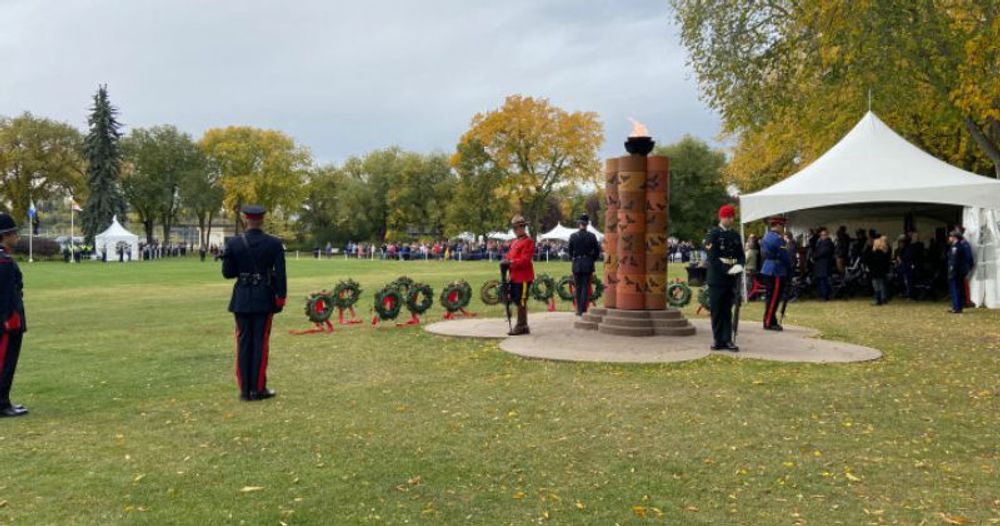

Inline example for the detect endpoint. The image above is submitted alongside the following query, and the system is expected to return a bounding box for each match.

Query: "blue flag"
[28,201,36,219]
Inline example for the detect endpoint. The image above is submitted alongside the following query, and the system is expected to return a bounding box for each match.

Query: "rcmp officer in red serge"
[221,205,287,401]
[706,204,744,351]
[0,213,28,417]
[760,214,791,330]
[501,215,535,335]
[567,213,600,316]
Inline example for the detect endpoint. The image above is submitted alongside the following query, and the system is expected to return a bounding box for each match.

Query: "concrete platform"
[425,312,882,364]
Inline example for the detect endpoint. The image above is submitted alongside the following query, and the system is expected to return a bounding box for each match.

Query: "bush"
[13,237,61,258]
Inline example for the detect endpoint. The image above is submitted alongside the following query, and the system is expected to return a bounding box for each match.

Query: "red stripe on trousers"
[234,322,243,390]
[257,314,273,391]
[765,276,781,325]
[0,332,9,377]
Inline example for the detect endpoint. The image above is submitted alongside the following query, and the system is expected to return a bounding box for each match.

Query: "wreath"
[332,279,362,309]
[555,275,575,301]
[696,286,710,310]
[668,281,693,308]
[530,274,556,302]
[391,276,414,296]
[480,280,502,306]
[374,287,404,321]
[440,280,472,312]
[591,277,605,302]
[405,283,434,315]
[304,292,335,323]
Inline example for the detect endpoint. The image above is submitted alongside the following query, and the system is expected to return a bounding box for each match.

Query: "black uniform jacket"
[0,248,25,332]
[705,225,745,286]
[222,229,287,313]
[568,229,601,274]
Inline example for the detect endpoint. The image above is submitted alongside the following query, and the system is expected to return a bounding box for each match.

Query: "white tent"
[94,215,139,262]
[740,111,1000,307]
[539,223,576,242]
[486,230,517,241]
[740,112,1000,223]
[587,224,605,242]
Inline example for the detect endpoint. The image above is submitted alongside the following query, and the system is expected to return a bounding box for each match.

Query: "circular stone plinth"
[425,312,881,364]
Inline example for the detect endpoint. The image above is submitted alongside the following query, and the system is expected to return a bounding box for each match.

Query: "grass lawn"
[1,257,998,525]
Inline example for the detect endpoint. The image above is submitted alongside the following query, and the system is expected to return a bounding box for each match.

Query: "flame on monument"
[628,117,649,138]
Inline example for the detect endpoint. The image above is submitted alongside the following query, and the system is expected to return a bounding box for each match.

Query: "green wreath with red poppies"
[304,291,335,323]
[374,286,404,321]
[405,282,434,315]
[332,279,362,309]
[440,280,472,312]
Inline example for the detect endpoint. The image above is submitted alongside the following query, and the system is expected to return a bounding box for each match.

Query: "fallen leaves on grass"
[238,486,265,493]
[939,513,971,524]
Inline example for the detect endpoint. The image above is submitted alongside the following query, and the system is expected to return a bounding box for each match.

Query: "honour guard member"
[0,213,28,417]
[222,205,287,401]
[760,214,791,330]
[706,204,744,351]
[501,215,535,335]
[567,213,601,316]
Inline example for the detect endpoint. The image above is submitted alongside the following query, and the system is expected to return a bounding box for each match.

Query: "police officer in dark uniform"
[0,213,28,417]
[567,214,601,316]
[705,204,744,352]
[221,205,287,401]
[760,215,791,330]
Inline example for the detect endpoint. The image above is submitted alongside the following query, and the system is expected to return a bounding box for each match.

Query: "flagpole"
[28,198,34,263]
[70,200,76,263]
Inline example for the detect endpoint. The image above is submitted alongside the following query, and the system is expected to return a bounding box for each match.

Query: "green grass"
[1,258,999,525]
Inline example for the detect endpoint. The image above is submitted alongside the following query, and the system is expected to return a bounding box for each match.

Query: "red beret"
[718,204,736,219]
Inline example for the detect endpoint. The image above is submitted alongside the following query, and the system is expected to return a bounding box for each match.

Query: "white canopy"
[94,215,139,262]
[539,223,576,242]
[486,230,519,241]
[539,222,606,242]
[740,112,1000,223]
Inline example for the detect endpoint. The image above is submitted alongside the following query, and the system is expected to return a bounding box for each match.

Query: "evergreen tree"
[81,84,127,243]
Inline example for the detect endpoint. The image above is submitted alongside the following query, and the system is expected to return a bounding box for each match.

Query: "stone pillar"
[603,158,620,309]
[615,155,648,310]
[644,156,670,310]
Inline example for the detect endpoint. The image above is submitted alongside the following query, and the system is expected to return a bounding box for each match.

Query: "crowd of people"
[327,239,572,262]
[741,224,975,309]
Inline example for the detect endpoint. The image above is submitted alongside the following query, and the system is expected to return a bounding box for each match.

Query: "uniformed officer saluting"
[0,213,28,417]
[760,215,791,330]
[567,214,601,316]
[222,205,287,401]
[706,204,745,352]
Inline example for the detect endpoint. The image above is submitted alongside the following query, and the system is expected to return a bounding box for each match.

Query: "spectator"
[835,226,850,274]
[812,227,835,301]
[865,235,891,306]
[947,229,974,313]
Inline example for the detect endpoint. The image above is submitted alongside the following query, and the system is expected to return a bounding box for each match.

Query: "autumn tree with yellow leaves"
[454,95,603,239]
[671,0,1000,191]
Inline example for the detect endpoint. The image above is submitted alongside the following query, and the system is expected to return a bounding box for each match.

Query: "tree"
[199,126,311,233]
[455,95,603,239]
[653,136,729,242]
[671,0,1000,190]
[0,113,85,222]
[121,125,201,245]
[81,85,127,243]
[297,164,348,245]
[178,159,223,248]
[444,140,511,240]
[386,152,455,238]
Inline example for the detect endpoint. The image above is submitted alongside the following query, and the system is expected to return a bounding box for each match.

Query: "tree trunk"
[963,115,1000,178]
[206,210,216,247]
[143,218,154,246]
[197,213,208,247]
[162,218,172,245]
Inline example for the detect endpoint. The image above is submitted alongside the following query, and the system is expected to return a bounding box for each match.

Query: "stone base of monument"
[574,307,696,337]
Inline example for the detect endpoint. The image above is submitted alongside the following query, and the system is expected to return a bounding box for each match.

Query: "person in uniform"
[501,215,535,335]
[760,215,791,330]
[705,204,744,351]
[221,205,287,401]
[0,213,28,417]
[567,214,601,316]
[947,229,974,313]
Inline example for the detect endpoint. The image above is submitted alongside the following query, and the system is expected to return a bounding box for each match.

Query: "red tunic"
[505,235,535,283]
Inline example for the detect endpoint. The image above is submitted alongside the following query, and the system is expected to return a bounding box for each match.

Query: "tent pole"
[739,212,748,303]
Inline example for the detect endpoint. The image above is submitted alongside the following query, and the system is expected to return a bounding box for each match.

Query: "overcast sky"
[0,0,720,164]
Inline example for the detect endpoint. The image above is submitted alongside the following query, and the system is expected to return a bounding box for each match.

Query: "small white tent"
[740,111,1000,307]
[94,215,140,262]
[539,223,576,242]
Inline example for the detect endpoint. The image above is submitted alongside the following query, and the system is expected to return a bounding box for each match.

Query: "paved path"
[425,312,882,364]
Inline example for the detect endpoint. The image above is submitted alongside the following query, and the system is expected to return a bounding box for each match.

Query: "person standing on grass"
[947,229,974,314]
[221,205,287,402]
[567,214,600,316]
[0,213,28,418]
[812,227,835,301]
[866,236,891,306]
[501,215,534,335]
[759,215,791,330]
[706,204,744,352]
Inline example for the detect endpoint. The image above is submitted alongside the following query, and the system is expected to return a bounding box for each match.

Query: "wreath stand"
[442,289,476,319]
[290,294,336,335]
[337,306,362,325]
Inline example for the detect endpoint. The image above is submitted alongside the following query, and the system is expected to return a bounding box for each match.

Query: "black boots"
[240,389,278,402]
[0,403,27,417]
[508,306,530,336]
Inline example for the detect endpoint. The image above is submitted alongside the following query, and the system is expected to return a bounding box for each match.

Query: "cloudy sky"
[0,0,720,164]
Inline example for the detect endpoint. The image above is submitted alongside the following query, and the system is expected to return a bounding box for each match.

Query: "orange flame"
[628,117,649,137]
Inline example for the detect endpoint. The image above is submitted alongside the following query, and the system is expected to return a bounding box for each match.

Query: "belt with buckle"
[720,258,737,265]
